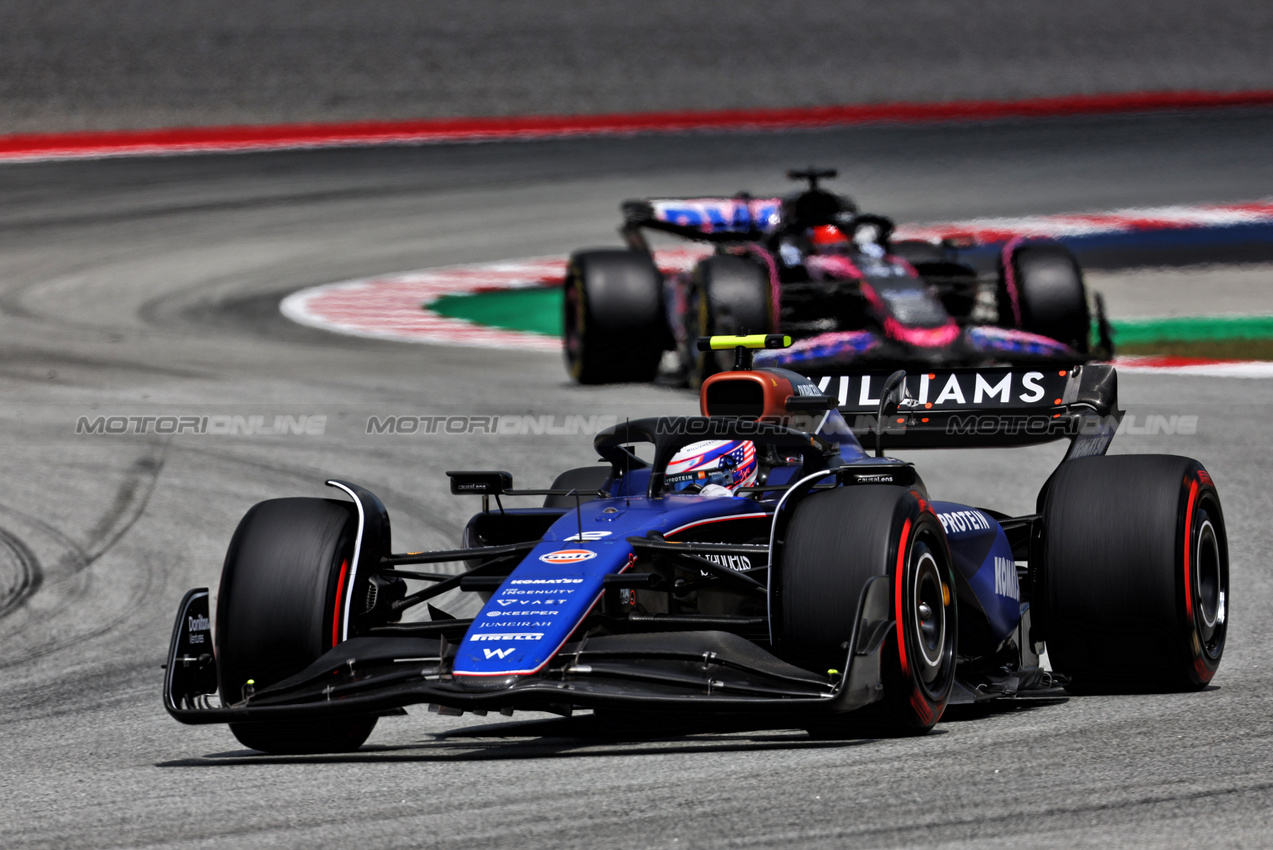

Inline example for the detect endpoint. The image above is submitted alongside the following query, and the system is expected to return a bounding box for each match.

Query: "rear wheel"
[1000,242,1090,352]
[688,254,773,388]
[216,498,378,753]
[778,486,957,734]
[563,249,665,384]
[1039,455,1227,691]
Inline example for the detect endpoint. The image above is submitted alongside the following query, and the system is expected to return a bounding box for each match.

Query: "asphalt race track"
[1,111,1272,848]
[4,1,1272,133]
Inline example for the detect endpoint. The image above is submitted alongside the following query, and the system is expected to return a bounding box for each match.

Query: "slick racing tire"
[564,249,666,384]
[1039,455,1227,691]
[688,254,774,388]
[216,498,378,753]
[999,242,1090,353]
[777,486,957,734]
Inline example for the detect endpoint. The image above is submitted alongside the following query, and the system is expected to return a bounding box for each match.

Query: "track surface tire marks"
[0,116,1270,848]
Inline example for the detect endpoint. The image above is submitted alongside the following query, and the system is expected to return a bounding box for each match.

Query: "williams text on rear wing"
[824,363,1121,455]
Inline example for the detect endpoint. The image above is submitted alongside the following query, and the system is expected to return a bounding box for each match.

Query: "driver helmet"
[809,223,849,247]
[664,440,757,495]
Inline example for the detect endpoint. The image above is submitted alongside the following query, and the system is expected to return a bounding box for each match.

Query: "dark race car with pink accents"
[563,168,1113,386]
[164,338,1224,754]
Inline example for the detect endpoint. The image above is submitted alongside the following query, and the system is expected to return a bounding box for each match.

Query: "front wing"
[164,578,893,724]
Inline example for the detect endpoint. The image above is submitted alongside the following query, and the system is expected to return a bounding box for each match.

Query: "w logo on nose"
[483,647,515,660]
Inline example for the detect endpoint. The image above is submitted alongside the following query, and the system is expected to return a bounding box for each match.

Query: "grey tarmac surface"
[0,112,1271,848]
[2,1,1273,133]
[1089,264,1273,319]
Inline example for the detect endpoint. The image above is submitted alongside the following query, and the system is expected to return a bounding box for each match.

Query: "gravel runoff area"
[2,1,1273,133]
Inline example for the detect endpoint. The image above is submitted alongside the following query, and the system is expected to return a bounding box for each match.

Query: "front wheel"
[215,498,378,753]
[778,486,957,734]
[1039,455,1228,691]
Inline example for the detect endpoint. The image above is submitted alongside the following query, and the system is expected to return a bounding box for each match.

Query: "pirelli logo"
[469,632,544,642]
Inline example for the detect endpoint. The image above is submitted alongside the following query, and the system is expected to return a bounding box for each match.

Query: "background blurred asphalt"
[2,1,1272,133]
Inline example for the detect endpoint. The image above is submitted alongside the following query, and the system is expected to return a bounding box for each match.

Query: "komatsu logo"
[510,578,584,585]
[994,556,1020,601]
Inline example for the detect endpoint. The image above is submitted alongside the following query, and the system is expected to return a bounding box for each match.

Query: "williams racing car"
[564,168,1112,386]
[166,336,1224,753]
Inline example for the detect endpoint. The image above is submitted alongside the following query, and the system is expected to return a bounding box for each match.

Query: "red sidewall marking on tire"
[332,558,350,649]
[1182,478,1217,684]
[894,517,913,680]
[896,514,942,727]
[1183,479,1198,627]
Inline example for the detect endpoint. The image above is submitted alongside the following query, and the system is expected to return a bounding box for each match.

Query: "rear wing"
[621,197,782,244]
[825,363,1122,457]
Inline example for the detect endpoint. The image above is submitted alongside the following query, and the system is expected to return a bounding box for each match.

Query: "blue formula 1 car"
[165,336,1227,753]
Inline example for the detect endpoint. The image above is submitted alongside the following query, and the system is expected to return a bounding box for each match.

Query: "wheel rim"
[904,534,956,698]
[912,551,947,678]
[1195,518,1221,631]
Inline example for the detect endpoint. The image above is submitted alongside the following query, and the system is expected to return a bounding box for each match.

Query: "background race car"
[564,169,1113,386]
[166,336,1224,754]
